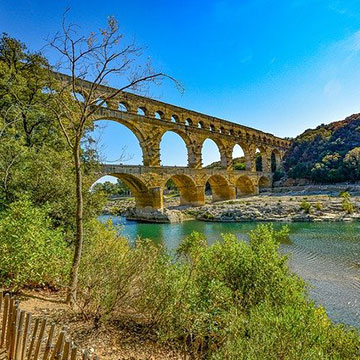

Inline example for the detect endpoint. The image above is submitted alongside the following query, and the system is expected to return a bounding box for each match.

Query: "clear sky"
[2,0,360,171]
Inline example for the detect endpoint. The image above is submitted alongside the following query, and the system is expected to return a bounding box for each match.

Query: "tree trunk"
[67,136,84,305]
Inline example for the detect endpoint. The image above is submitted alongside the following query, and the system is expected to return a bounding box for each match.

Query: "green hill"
[283,114,360,183]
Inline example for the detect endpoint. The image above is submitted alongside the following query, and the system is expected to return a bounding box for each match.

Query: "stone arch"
[118,101,129,112]
[93,116,147,164]
[206,174,235,202]
[232,143,247,170]
[236,175,255,196]
[137,106,148,116]
[163,174,204,206]
[201,137,227,168]
[155,110,165,120]
[271,148,281,172]
[258,175,271,192]
[104,173,161,209]
[171,114,180,123]
[159,129,191,166]
[185,118,193,126]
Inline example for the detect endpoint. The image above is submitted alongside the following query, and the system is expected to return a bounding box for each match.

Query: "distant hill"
[283,114,360,183]
[205,156,246,170]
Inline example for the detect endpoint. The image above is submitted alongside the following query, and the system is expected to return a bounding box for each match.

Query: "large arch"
[232,144,246,170]
[236,175,255,196]
[110,173,162,209]
[93,117,146,164]
[201,138,227,168]
[258,176,271,192]
[271,148,281,172]
[163,174,204,206]
[160,130,190,166]
[206,174,236,202]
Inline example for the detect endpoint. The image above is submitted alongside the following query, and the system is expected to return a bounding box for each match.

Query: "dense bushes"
[284,114,360,183]
[0,198,70,289]
[77,222,360,359]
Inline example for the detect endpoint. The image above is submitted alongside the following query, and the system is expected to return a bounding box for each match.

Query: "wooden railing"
[0,292,98,360]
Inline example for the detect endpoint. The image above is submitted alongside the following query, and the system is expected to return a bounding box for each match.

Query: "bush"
[300,200,312,214]
[315,202,323,211]
[0,198,70,289]
[78,223,360,358]
[340,192,355,214]
[78,218,166,325]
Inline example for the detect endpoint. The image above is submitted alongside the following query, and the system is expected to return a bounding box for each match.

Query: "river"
[99,215,360,329]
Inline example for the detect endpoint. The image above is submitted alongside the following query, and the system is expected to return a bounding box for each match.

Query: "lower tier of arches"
[99,172,272,211]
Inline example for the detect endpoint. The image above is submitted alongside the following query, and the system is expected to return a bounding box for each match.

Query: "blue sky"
[2,0,360,171]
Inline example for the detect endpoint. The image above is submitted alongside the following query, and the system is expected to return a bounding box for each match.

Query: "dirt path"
[17,289,185,360]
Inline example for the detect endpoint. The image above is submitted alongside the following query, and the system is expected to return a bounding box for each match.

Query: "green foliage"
[92,179,130,198]
[78,224,360,358]
[78,219,166,324]
[284,115,360,183]
[0,198,70,289]
[315,202,323,211]
[340,192,355,214]
[300,200,312,214]
[0,34,105,232]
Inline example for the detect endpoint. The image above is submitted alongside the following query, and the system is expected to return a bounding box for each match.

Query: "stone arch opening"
[163,174,203,207]
[137,107,147,116]
[232,144,246,170]
[258,176,271,192]
[72,91,85,103]
[91,118,145,165]
[160,130,189,166]
[155,111,164,120]
[171,114,179,123]
[201,138,225,168]
[271,149,281,172]
[118,102,128,112]
[185,118,193,126]
[91,175,131,199]
[113,173,160,209]
[206,175,235,202]
[236,175,255,196]
[94,173,160,209]
[255,147,267,172]
[96,98,107,108]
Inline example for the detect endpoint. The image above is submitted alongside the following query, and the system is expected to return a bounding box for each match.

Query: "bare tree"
[47,11,180,305]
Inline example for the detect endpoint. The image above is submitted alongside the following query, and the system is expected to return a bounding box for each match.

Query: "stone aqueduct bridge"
[63,74,291,211]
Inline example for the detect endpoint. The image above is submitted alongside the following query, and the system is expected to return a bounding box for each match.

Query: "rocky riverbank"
[188,195,360,222]
[104,194,360,223]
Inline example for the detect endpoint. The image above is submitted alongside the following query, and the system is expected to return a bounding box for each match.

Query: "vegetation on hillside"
[284,114,360,183]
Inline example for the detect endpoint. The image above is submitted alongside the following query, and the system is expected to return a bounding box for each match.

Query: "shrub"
[78,218,166,324]
[315,202,323,211]
[340,192,355,214]
[78,224,360,358]
[300,200,312,214]
[0,198,70,289]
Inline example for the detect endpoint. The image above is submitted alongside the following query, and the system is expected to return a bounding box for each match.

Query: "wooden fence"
[0,292,98,360]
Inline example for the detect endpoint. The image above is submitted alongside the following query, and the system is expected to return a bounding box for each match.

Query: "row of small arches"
[105,100,286,147]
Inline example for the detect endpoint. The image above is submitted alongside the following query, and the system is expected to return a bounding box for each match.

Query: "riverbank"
[105,193,360,223]
[190,194,360,222]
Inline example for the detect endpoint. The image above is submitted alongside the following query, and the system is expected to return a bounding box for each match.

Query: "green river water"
[99,215,360,330]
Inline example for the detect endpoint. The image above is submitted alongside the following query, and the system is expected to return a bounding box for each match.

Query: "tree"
[344,147,360,180]
[47,12,180,305]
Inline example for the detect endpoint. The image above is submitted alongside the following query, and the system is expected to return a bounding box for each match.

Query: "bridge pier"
[211,184,236,202]
[177,185,205,206]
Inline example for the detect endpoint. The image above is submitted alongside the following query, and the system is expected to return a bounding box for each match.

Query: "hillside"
[283,114,360,183]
